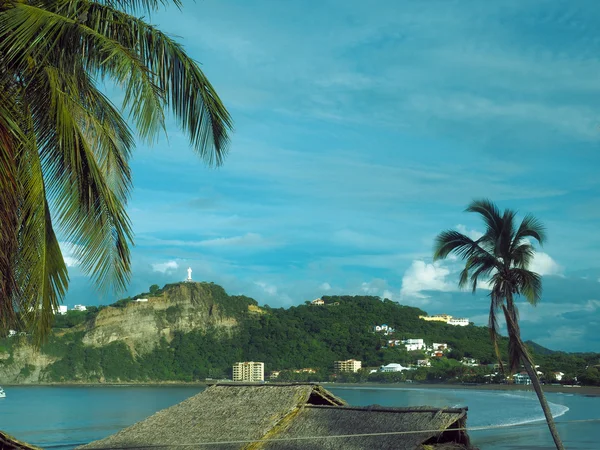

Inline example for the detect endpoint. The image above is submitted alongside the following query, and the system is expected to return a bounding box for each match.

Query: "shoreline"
[326,382,600,396]
[4,381,599,396]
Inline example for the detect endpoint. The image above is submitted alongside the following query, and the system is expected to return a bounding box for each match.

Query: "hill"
[0,282,598,385]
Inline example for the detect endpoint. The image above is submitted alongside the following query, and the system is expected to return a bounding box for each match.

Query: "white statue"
[186,267,192,281]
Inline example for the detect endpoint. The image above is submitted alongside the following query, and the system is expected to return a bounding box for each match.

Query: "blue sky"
[63,0,600,352]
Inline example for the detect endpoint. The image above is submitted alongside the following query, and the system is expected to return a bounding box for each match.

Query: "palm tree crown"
[434,199,565,450]
[0,0,232,340]
[434,199,546,372]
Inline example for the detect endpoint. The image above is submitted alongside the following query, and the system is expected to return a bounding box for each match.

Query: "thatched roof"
[0,430,41,450]
[78,383,475,450]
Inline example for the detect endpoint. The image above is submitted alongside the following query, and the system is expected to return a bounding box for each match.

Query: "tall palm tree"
[433,199,564,450]
[0,0,232,341]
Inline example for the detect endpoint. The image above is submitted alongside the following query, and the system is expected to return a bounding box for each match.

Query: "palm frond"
[465,199,503,242]
[16,130,69,343]
[433,230,487,261]
[82,1,233,164]
[511,268,542,305]
[28,65,133,292]
[514,213,547,246]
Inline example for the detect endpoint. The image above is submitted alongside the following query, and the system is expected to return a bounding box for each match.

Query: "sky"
[62,0,600,352]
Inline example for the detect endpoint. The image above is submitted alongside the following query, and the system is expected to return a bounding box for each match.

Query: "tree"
[0,0,232,340]
[433,199,564,450]
[149,284,160,295]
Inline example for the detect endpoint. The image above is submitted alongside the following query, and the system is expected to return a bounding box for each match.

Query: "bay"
[0,385,598,449]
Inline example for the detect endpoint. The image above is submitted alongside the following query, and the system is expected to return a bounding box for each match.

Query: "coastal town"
[227,306,569,387]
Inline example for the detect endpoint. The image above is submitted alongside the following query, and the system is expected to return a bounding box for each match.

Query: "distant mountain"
[526,340,558,356]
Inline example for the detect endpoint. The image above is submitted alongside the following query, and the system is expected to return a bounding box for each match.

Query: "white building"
[380,363,412,373]
[311,298,324,306]
[461,358,479,367]
[402,338,425,352]
[417,359,431,367]
[554,372,565,381]
[233,361,265,382]
[55,305,68,315]
[513,372,531,385]
[373,324,395,334]
[135,298,149,303]
[73,305,87,312]
[448,318,469,326]
[387,339,401,347]
[432,343,448,351]
[334,359,362,373]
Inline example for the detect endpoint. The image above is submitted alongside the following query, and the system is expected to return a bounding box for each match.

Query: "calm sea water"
[0,385,598,449]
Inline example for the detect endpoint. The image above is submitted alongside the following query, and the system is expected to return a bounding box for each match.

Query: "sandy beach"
[327,381,600,396]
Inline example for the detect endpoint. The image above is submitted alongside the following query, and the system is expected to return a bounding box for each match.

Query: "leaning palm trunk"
[521,357,564,450]
[503,305,565,450]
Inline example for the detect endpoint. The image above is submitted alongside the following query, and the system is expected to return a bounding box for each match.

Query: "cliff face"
[0,282,253,383]
[82,282,239,355]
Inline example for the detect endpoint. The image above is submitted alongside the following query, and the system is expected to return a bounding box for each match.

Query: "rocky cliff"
[0,282,257,383]
[82,282,240,355]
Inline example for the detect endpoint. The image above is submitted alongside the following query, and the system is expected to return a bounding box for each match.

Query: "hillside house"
[373,324,395,335]
[402,338,425,352]
[432,343,448,351]
[417,359,431,367]
[73,305,87,312]
[311,298,325,306]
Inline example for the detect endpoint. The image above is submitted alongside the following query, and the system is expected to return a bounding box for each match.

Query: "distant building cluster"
[232,361,265,382]
[373,324,395,335]
[334,359,362,373]
[418,314,469,326]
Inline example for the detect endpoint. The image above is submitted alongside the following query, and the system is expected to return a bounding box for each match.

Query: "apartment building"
[232,361,265,382]
[334,359,362,373]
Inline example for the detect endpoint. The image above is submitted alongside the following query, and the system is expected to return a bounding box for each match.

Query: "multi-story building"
[232,362,265,382]
[73,304,87,312]
[334,359,362,373]
[402,338,425,351]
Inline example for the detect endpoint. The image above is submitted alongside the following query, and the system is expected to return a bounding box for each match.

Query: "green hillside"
[1,283,598,385]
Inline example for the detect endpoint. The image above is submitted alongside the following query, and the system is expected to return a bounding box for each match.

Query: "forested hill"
[0,282,598,385]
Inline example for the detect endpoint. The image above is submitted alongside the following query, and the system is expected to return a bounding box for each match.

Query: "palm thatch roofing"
[0,430,41,450]
[77,383,476,450]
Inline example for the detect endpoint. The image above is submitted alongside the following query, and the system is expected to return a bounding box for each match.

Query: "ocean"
[0,385,597,449]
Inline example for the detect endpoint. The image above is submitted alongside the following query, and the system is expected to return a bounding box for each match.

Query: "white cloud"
[360,279,388,295]
[254,281,277,296]
[382,290,394,300]
[196,233,266,247]
[530,251,563,276]
[59,241,81,267]
[152,260,179,273]
[320,282,332,291]
[400,260,455,299]
[456,224,484,241]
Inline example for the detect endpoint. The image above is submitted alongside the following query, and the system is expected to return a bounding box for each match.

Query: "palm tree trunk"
[521,356,565,450]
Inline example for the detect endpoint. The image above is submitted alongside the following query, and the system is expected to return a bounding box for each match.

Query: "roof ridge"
[305,404,469,414]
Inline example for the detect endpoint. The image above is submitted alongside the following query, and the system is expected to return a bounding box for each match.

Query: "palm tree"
[0,0,232,340]
[433,199,564,450]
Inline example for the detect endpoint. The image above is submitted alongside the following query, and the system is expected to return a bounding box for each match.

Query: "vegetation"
[0,0,232,341]
[0,282,596,390]
[434,199,564,450]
